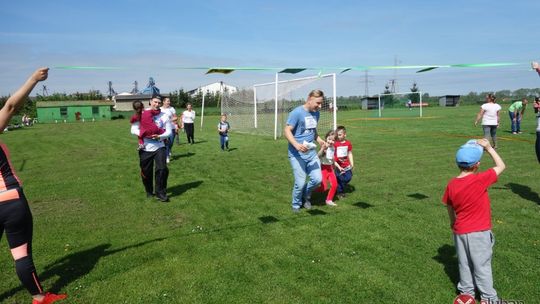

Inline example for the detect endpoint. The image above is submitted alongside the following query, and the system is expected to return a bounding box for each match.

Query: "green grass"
[0,105,539,303]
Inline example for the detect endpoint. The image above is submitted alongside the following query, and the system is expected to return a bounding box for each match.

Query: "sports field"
[0,105,539,303]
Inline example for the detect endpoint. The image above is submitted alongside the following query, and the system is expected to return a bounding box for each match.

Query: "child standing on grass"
[316,130,338,206]
[218,114,230,151]
[442,138,505,303]
[333,126,354,198]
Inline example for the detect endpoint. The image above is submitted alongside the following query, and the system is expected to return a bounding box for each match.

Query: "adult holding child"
[508,98,528,134]
[0,68,67,304]
[284,89,325,213]
[130,96,172,202]
[474,93,501,149]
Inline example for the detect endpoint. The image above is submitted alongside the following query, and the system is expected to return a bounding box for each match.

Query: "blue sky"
[1,0,539,96]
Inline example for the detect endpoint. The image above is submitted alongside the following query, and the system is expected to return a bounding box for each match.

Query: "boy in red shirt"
[442,138,505,303]
[333,126,354,198]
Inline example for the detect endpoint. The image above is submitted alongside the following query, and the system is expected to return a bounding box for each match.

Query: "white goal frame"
[376,91,423,118]
[251,73,337,140]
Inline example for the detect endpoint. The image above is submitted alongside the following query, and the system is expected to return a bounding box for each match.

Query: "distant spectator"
[182,103,196,144]
[508,98,528,134]
[474,93,501,149]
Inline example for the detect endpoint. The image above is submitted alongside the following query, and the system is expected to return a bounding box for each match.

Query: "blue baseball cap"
[455,140,484,168]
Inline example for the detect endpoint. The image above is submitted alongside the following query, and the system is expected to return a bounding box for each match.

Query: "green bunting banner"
[53,61,531,75]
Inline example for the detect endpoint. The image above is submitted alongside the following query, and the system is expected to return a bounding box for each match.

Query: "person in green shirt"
[508,98,528,134]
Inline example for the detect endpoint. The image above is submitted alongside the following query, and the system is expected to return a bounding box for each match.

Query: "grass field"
[0,105,539,303]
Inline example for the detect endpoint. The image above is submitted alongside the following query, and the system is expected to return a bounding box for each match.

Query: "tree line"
[2,86,539,119]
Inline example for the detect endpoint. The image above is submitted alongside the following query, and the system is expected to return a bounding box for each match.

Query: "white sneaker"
[166,157,170,163]
[326,201,337,206]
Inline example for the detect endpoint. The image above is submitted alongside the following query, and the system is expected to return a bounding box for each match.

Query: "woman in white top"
[474,93,501,149]
[182,103,196,144]
[160,98,177,162]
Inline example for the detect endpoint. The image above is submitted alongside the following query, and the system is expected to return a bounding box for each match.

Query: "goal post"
[374,91,423,118]
[222,73,337,139]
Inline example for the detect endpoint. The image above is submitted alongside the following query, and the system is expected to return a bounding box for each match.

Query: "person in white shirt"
[181,103,196,144]
[130,96,172,202]
[474,93,501,149]
[160,97,177,163]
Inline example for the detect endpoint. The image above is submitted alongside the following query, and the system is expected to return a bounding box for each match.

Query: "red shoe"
[32,292,67,304]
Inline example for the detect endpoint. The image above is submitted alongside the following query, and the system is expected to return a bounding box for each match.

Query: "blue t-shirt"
[286,105,320,157]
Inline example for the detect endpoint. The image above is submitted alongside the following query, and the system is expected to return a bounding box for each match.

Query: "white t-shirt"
[480,103,501,126]
[320,146,335,165]
[160,107,177,129]
[182,110,196,123]
[130,111,172,152]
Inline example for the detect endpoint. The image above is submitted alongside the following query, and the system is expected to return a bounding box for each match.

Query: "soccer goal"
[372,91,424,118]
[221,73,337,139]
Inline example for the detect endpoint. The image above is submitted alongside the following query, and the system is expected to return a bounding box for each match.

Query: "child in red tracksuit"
[316,130,338,206]
[130,100,165,150]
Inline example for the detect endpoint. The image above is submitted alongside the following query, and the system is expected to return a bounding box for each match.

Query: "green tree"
[382,84,394,107]
[408,82,420,103]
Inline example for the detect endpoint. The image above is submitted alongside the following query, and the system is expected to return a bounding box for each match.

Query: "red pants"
[316,164,337,201]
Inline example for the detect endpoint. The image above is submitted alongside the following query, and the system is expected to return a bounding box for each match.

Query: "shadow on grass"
[433,244,459,290]
[259,215,279,224]
[407,193,429,200]
[307,209,327,216]
[191,140,207,145]
[172,152,195,160]
[343,185,356,194]
[506,183,540,205]
[309,191,327,206]
[18,159,26,172]
[227,148,238,152]
[0,238,165,301]
[352,201,373,209]
[168,180,203,198]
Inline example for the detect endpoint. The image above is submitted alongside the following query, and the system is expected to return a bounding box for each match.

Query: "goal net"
[370,91,424,118]
[221,73,337,139]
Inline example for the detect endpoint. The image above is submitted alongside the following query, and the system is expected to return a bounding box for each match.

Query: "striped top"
[0,143,22,191]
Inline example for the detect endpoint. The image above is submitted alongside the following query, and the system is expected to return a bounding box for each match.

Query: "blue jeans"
[288,151,322,210]
[166,131,175,156]
[335,169,353,193]
[509,112,521,133]
[220,134,229,150]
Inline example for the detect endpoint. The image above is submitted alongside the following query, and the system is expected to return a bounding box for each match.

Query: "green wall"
[37,105,112,123]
